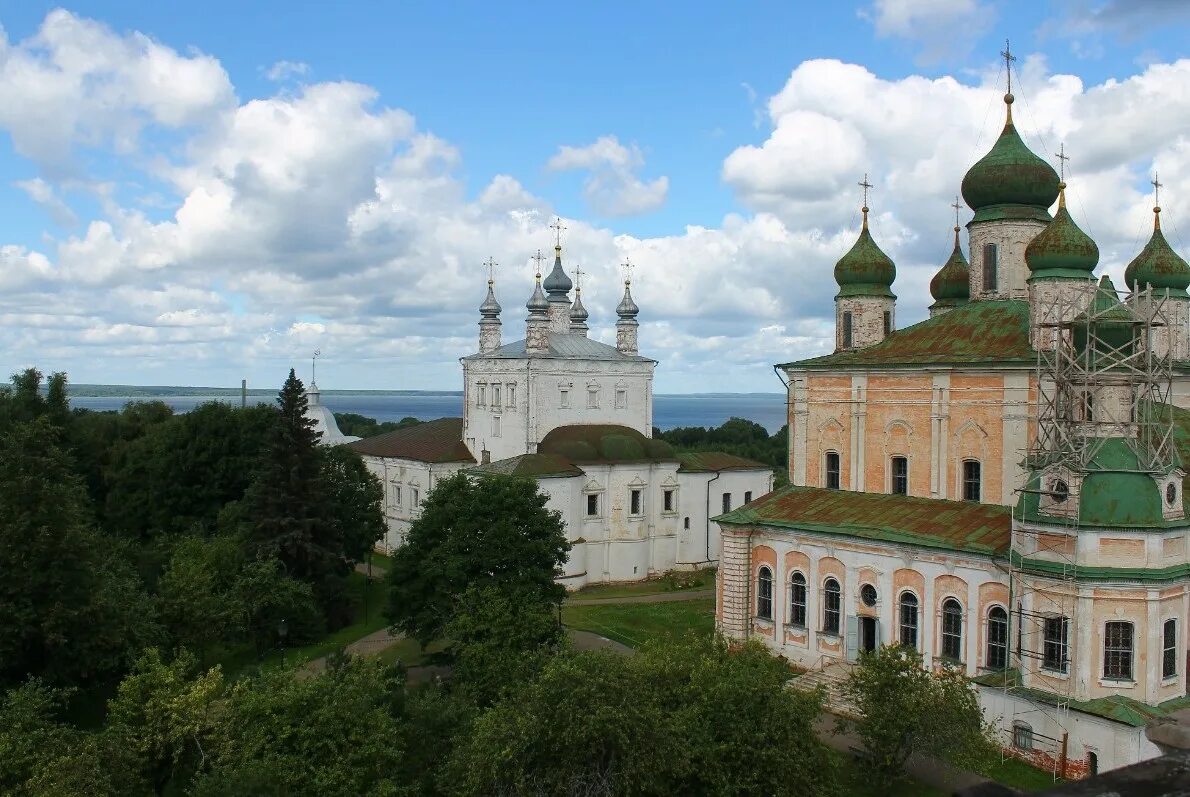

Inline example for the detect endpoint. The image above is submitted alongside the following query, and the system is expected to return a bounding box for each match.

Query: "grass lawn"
[365,550,393,571]
[214,570,389,679]
[982,755,1061,792]
[567,568,715,601]
[561,597,714,648]
[375,637,449,667]
[832,751,947,797]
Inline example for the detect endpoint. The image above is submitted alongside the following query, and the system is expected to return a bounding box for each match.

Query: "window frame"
[962,459,981,503]
[982,243,998,292]
[825,451,841,490]
[899,591,919,650]
[1164,619,1178,680]
[789,572,807,628]
[842,311,853,348]
[1103,621,1135,681]
[891,455,908,495]
[722,492,732,514]
[883,310,891,336]
[1012,722,1033,752]
[987,606,1008,671]
[560,388,570,409]
[941,598,964,662]
[822,577,842,636]
[663,489,675,513]
[586,493,600,518]
[1042,615,1069,674]
[756,566,773,621]
[629,488,643,517]
[615,388,627,409]
[744,490,752,504]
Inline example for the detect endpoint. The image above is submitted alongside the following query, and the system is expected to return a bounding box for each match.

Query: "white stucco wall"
[360,454,468,551]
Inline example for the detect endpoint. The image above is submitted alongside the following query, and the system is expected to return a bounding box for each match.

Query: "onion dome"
[961,95,1060,224]
[929,226,971,306]
[833,207,896,298]
[526,275,549,315]
[569,288,589,324]
[617,280,639,318]
[479,280,501,318]
[543,244,573,298]
[1125,206,1190,297]
[1073,275,1135,358]
[1024,183,1099,279]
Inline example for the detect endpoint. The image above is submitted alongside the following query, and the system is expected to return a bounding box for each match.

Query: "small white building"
[347,239,774,586]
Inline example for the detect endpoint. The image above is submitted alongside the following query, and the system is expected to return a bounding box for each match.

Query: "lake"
[68,392,788,433]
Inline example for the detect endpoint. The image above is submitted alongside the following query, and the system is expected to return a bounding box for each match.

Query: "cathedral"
[348,239,772,588]
[714,82,1190,776]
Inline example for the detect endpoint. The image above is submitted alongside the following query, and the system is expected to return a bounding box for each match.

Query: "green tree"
[157,536,247,664]
[386,473,569,647]
[321,444,386,565]
[446,637,838,797]
[0,418,158,687]
[332,412,422,439]
[0,368,70,431]
[842,645,997,783]
[233,558,325,656]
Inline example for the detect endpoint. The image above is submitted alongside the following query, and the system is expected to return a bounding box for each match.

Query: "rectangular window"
[963,460,981,502]
[891,456,908,495]
[842,311,853,348]
[586,493,599,517]
[988,610,1008,670]
[615,389,627,409]
[393,486,402,507]
[1042,616,1069,673]
[630,489,642,516]
[506,383,516,408]
[560,389,570,409]
[477,384,486,407]
[1104,621,1134,680]
[883,310,891,336]
[1164,619,1178,679]
[744,491,752,504]
[825,452,841,490]
[492,415,501,437]
[721,492,732,513]
[983,243,998,292]
[492,384,501,407]
[587,388,599,409]
[411,488,420,508]
[1013,723,1033,751]
[663,489,674,512]
[790,575,807,628]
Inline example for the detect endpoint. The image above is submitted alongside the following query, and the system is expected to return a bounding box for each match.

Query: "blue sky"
[0,1,1188,392]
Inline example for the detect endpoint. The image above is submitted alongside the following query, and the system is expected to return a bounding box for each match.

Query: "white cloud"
[547,136,668,217]
[265,60,309,81]
[15,177,78,226]
[860,0,994,62]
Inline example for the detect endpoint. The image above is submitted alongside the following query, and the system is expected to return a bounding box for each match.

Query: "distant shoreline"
[62,384,783,399]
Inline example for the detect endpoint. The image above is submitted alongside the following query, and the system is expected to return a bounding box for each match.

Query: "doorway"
[860,616,878,653]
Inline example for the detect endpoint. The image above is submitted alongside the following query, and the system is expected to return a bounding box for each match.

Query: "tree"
[156,536,247,664]
[445,637,839,797]
[243,371,349,620]
[332,412,422,439]
[321,444,386,565]
[0,418,158,687]
[232,558,325,657]
[0,368,70,432]
[842,645,997,783]
[386,472,569,647]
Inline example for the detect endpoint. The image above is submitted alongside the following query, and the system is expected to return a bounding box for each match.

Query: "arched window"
[1012,722,1033,751]
[1051,479,1069,503]
[825,452,841,490]
[823,578,841,635]
[790,572,807,628]
[987,607,1008,670]
[899,592,919,650]
[891,455,908,495]
[1164,619,1178,680]
[756,566,773,620]
[942,599,964,661]
[962,460,981,503]
[842,311,854,348]
[982,243,998,292]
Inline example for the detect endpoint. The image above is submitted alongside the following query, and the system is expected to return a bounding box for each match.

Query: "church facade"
[716,86,1190,777]
[349,242,772,587]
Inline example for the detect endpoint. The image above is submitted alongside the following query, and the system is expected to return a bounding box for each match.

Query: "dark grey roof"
[463,332,654,362]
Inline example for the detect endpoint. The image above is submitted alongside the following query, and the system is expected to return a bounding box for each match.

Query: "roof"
[676,451,771,473]
[304,387,360,446]
[961,99,1060,224]
[468,453,583,479]
[834,213,896,298]
[973,669,1188,728]
[717,484,1011,556]
[538,424,675,464]
[347,417,475,464]
[781,299,1033,370]
[463,332,653,363]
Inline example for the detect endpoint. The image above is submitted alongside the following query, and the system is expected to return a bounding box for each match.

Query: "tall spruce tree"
[244,370,347,621]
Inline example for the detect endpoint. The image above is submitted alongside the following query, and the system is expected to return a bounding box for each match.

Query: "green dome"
[929,227,971,305]
[961,96,1060,224]
[1124,209,1190,297]
[1072,275,1135,358]
[834,209,896,298]
[1025,186,1099,279]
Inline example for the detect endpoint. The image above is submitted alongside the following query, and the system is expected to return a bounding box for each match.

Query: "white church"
[346,237,773,588]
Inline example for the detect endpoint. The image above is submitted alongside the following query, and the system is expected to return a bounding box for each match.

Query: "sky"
[1,1,1190,393]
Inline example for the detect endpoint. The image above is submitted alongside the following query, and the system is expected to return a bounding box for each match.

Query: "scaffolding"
[1001,282,1174,779]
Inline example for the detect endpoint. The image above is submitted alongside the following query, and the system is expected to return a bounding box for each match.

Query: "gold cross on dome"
[1056,143,1069,182]
[858,174,873,208]
[550,216,567,248]
[951,196,962,227]
[531,249,545,278]
[1001,39,1016,94]
[483,256,497,283]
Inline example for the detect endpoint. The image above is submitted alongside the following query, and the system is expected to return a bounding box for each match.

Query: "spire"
[929,218,970,315]
[1125,174,1190,296]
[1025,175,1099,278]
[616,259,639,319]
[616,258,639,356]
[569,266,589,335]
[478,257,502,354]
[834,179,896,299]
[480,257,501,318]
[526,273,549,315]
[525,254,551,355]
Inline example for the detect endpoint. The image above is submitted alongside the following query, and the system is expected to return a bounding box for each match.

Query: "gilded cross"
[858,174,873,208]
[573,265,585,291]
[1001,39,1016,94]
[951,196,962,227]
[483,256,497,283]
[550,217,567,248]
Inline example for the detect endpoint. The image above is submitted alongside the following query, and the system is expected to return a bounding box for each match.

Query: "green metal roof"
[929,227,970,305]
[716,485,1011,556]
[1024,189,1099,278]
[833,214,896,299]
[961,99,1060,224]
[972,669,1174,727]
[537,424,676,464]
[1125,211,1190,297]
[676,451,770,473]
[348,418,475,463]
[781,300,1033,370]
[469,453,583,479]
